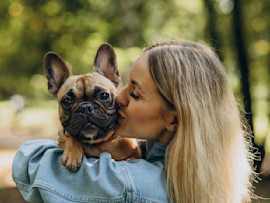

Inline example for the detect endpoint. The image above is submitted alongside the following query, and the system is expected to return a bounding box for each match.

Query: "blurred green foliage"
[0,0,206,100]
[0,0,269,148]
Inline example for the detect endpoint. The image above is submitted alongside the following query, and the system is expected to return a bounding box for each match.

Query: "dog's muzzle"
[63,102,117,143]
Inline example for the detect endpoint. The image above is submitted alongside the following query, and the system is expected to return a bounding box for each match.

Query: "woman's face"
[115,53,175,144]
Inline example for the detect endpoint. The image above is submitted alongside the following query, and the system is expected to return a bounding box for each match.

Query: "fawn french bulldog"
[44,43,141,171]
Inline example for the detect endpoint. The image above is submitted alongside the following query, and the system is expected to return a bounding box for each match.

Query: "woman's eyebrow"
[131,80,145,94]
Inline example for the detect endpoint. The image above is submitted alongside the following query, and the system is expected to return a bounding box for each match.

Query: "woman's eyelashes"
[129,86,140,100]
[129,91,140,99]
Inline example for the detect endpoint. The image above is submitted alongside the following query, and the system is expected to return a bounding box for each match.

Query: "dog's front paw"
[62,148,84,172]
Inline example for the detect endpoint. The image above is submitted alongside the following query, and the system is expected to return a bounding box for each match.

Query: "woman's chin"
[113,127,128,138]
[113,123,119,131]
[113,123,132,138]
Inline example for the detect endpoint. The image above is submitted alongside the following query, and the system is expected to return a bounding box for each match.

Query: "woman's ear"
[164,110,178,132]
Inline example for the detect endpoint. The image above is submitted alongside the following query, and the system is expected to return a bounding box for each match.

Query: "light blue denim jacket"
[12,139,169,203]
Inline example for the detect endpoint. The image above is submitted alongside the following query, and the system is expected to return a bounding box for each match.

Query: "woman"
[13,40,254,202]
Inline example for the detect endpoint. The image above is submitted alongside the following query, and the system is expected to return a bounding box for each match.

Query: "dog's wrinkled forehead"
[57,72,117,101]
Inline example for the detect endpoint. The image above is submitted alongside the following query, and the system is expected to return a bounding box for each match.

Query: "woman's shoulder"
[117,158,168,202]
[13,139,169,203]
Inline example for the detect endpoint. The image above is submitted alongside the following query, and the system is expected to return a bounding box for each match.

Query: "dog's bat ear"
[43,52,73,97]
[93,43,120,87]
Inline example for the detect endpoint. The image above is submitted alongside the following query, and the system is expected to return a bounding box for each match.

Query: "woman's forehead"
[129,53,158,94]
[130,53,148,75]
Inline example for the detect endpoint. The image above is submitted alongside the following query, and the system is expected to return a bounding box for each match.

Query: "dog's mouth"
[63,110,116,144]
[80,122,113,142]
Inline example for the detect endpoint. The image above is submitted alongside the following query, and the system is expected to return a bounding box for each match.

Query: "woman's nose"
[116,85,129,107]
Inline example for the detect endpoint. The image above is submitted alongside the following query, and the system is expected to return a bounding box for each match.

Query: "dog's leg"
[61,134,84,172]
[58,126,67,149]
[83,137,142,161]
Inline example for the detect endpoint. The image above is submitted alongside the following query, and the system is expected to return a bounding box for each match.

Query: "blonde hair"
[144,41,255,203]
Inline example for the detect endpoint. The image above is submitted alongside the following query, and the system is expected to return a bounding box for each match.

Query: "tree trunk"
[232,0,265,173]
[203,0,223,61]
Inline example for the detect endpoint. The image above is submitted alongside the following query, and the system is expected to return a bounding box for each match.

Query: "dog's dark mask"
[44,43,120,144]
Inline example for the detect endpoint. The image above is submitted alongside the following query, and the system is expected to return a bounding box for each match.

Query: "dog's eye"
[99,92,110,101]
[62,98,72,106]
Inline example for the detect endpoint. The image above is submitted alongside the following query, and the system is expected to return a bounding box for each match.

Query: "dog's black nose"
[76,103,95,115]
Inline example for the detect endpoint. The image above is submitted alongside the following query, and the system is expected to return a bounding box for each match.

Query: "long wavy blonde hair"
[144,41,255,203]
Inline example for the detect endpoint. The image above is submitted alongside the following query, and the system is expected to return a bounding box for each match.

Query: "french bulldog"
[44,43,141,172]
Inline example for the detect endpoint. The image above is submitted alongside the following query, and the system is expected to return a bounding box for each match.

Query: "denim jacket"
[12,139,169,203]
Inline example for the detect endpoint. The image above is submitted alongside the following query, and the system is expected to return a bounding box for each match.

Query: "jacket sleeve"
[12,139,126,203]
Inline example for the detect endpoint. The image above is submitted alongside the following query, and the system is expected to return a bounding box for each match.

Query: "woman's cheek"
[129,103,161,123]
